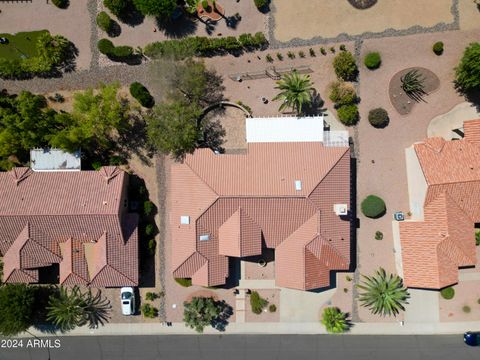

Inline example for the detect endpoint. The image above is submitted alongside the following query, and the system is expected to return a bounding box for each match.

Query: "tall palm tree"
[272,71,314,114]
[357,267,410,317]
[83,289,112,329]
[47,286,112,331]
[321,307,350,334]
[47,286,87,331]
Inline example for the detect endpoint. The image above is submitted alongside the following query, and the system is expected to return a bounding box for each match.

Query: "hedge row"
[97,39,135,61]
[144,32,268,59]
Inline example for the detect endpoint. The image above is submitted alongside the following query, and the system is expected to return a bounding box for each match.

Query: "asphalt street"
[1,335,479,360]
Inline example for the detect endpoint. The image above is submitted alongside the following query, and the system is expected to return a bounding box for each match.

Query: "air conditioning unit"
[334,204,348,216]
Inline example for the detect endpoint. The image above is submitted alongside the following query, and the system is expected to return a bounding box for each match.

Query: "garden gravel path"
[0,64,149,93]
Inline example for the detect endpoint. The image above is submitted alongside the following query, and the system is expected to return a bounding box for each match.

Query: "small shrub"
[320,47,327,55]
[333,51,358,81]
[265,54,273,62]
[330,47,336,53]
[337,104,359,126]
[97,39,115,55]
[175,278,192,287]
[254,0,268,9]
[145,224,155,236]
[250,291,268,314]
[368,108,389,128]
[51,0,69,9]
[111,45,134,58]
[375,231,383,240]
[148,239,156,256]
[433,41,444,56]
[346,275,352,282]
[96,11,113,33]
[340,44,346,51]
[309,48,315,57]
[299,51,305,58]
[440,287,455,300]
[141,303,158,318]
[328,81,357,106]
[145,292,159,301]
[287,51,295,59]
[144,200,154,216]
[276,53,283,61]
[130,82,155,108]
[463,305,471,314]
[477,298,480,305]
[361,195,386,218]
[268,304,277,312]
[343,288,348,293]
[364,52,381,70]
[475,230,480,246]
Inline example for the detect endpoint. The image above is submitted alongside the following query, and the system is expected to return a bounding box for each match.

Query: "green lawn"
[0,30,49,60]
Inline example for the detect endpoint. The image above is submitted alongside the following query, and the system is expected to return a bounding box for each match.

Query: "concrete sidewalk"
[22,320,480,338]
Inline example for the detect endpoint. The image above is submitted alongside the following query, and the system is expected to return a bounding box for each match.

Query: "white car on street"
[120,287,135,315]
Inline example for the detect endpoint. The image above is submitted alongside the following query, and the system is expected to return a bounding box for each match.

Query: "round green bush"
[361,195,386,218]
[463,305,471,314]
[368,108,389,128]
[96,11,113,33]
[333,51,358,81]
[375,231,383,240]
[433,41,444,56]
[52,0,69,9]
[364,52,381,69]
[337,104,359,126]
[130,82,155,108]
[112,45,134,58]
[268,304,277,313]
[97,39,115,55]
[254,0,269,9]
[175,278,192,287]
[440,287,455,300]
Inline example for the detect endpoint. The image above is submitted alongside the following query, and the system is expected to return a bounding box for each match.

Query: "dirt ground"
[273,0,454,41]
[245,289,280,322]
[0,1,92,70]
[439,280,480,322]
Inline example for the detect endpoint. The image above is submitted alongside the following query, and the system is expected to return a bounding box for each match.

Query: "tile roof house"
[0,166,138,287]
[400,119,480,289]
[171,141,351,291]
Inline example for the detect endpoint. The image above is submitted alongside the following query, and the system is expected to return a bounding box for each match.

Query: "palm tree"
[321,307,350,333]
[357,267,410,317]
[47,286,112,331]
[272,71,314,114]
[47,286,87,331]
[83,289,112,329]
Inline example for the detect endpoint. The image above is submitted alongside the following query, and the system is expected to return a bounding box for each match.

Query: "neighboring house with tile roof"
[0,166,138,287]
[171,139,351,291]
[399,119,480,289]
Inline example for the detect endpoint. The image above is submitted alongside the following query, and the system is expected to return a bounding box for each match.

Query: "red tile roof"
[400,120,480,289]
[171,143,351,290]
[400,193,475,289]
[0,167,138,287]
